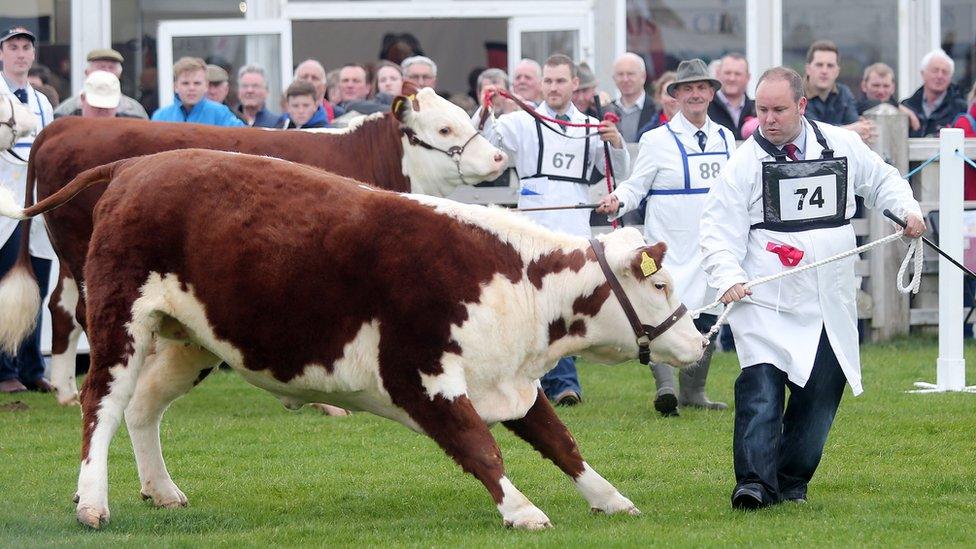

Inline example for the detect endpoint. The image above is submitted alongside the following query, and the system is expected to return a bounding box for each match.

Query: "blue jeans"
[540,356,580,400]
[0,223,52,384]
[732,328,847,504]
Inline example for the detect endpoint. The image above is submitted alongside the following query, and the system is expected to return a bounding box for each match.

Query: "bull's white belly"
[138,272,549,431]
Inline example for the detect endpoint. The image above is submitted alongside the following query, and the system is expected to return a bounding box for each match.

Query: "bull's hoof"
[590,493,641,516]
[56,391,80,406]
[310,403,352,416]
[72,493,79,503]
[76,503,110,529]
[503,507,552,530]
[140,482,188,508]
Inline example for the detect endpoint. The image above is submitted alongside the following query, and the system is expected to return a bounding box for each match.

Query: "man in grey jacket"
[54,48,148,119]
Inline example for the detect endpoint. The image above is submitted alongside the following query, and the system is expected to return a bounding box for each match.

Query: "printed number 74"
[794,186,825,211]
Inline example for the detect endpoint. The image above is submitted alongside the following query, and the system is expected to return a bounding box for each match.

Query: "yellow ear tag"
[640,252,658,277]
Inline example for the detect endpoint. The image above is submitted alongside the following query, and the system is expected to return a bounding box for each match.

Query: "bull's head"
[581,228,706,367]
[0,96,38,152]
[394,86,507,197]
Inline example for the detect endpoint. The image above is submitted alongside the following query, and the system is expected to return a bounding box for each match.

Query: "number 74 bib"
[760,157,848,232]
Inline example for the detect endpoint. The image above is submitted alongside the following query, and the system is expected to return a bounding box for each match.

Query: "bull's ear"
[392,94,414,122]
[627,242,667,279]
[400,80,420,97]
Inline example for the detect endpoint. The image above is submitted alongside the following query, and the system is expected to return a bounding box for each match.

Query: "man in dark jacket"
[901,49,969,138]
[803,40,875,143]
[611,52,657,142]
[279,80,329,129]
[708,52,755,140]
[236,64,280,128]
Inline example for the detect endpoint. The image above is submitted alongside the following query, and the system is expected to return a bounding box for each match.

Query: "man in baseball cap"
[0,27,35,46]
[54,47,149,119]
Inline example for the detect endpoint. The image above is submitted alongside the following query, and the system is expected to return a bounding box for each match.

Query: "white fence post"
[912,128,974,394]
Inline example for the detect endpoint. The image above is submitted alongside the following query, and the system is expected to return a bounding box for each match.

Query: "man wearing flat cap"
[599,58,735,417]
[0,26,57,394]
[54,47,148,119]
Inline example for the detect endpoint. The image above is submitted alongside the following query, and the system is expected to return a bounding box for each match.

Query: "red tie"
[782,143,800,161]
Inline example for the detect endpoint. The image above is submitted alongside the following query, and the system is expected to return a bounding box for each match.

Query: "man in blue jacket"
[151,56,244,127]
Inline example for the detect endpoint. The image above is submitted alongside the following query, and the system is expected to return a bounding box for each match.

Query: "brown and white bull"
[0,87,506,406]
[1,149,704,530]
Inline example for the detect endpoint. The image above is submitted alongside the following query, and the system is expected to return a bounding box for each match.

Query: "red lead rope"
[480,88,621,228]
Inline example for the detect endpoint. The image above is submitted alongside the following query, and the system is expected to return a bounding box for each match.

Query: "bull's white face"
[582,229,706,367]
[396,88,507,197]
[0,96,37,151]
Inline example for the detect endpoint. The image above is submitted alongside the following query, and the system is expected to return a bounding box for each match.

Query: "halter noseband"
[400,126,481,179]
[589,238,689,365]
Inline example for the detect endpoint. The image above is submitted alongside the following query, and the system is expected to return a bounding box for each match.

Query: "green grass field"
[1,337,974,547]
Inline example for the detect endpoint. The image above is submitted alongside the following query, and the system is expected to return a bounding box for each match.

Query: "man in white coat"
[0,27,56,394]
[699,66,925,509]
[481,54,629,406]
[598,58,734,417]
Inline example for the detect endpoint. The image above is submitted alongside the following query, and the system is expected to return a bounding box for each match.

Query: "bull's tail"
[0,160,122,221]
[0,131,47,355]
[0,159,121,354]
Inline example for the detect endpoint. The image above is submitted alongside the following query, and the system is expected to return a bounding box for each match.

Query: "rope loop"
[695,230,922,341]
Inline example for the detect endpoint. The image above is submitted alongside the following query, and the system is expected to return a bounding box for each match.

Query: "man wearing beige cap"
[80,71,128,118]
[54,48,148,119]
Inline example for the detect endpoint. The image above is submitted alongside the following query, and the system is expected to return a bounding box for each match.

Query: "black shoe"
[731,485,765,510]
[654,392,679,417]
[554,390,581,407]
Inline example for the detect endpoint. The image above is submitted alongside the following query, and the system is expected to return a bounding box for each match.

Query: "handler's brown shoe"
[23,378,54,393]
[0,379,28,393]
[554,390,581,407]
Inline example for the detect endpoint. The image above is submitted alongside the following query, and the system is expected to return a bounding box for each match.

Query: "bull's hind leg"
[392,379,551,529]
[75,282,155,529]
[49,270,83,405]
[126,338,220,509]
[503,389,640,516]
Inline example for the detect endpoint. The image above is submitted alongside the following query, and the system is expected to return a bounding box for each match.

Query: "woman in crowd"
[373,61,404,104]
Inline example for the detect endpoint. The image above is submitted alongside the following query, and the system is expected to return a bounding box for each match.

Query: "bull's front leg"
[503,389,640,516]
[391,376,551,530]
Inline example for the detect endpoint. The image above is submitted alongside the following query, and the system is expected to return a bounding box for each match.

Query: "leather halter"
[400,126,480,179]
[589,238,688,365]
[0,96,27,162]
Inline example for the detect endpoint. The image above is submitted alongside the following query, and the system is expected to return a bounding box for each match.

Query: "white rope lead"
[694,230,924,340]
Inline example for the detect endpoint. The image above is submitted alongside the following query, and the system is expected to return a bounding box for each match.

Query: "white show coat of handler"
[0,76,55,259]
[699,118,921,395]
[609,111,736,312]
[481,102,630,237]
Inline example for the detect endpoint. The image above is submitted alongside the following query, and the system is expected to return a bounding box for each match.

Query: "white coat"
[699,119,921,395]
[482,102,630,237]
[0,76,55,259]
[611,112,736,312]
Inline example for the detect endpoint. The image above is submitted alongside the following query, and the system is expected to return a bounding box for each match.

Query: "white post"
[913,128,974,394]
[936,128,966,390]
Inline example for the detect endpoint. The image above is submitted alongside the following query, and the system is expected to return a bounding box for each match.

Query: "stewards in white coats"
[0,27,56,394]
[481,54,630,406]
[599,58,734,417]
[699,67,925,510]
